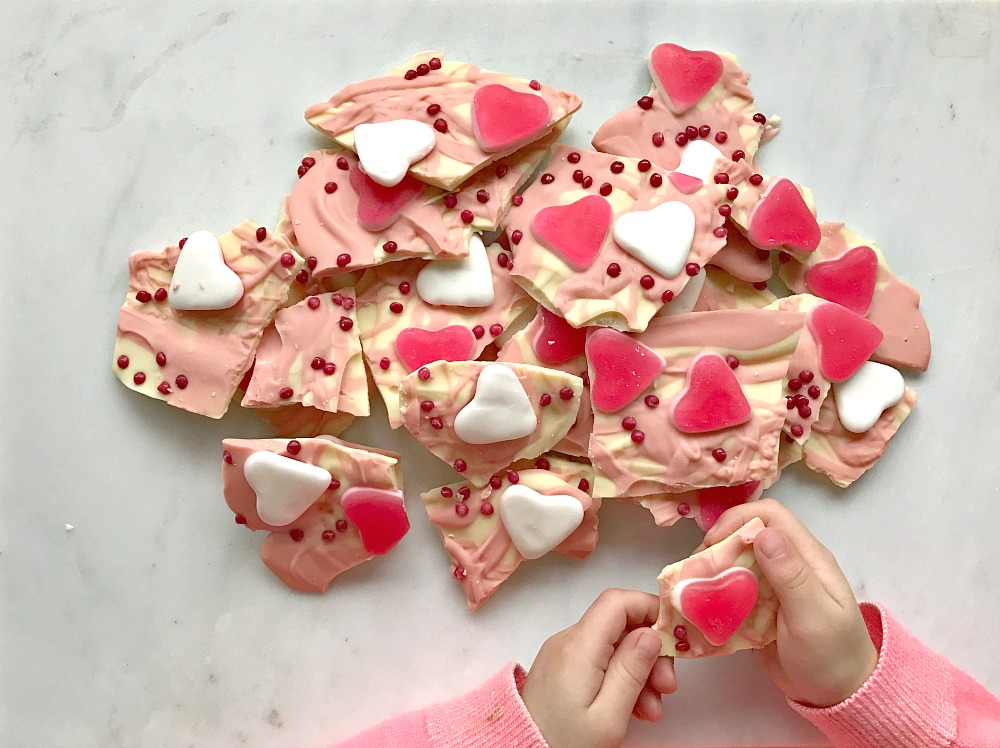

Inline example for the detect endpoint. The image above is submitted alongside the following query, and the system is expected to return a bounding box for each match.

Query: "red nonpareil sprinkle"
[476,189,490,203]
[480,502,494,516]
[622,416,637,431]
[652,131,665,147]
[256,226,267,241]
[330,293,344,307]
[489,475,503,489]
[698,124,711,138]
[154,287,168,302]
[507,471,520,484]
[726,355,740,369]
[335,519,348,532]
[328,479,342,492]
[610,161,625,174]
[607,263,621,277]
[389,301,404,314]
[323,361,336,375]
[297,165,308,178]
[798,404,813,419]
[645,395,660,408]
[541,173,554,184]
[433,118,448,133]
[458,486,471,500]
[339,316,354,331]
[460,209,474,224]
[685,263,700,276]
[428,57,442,70]
[404,69,417,80]
[637,96,654,110]
[379,357,391,370]
[791,424,804,438]
[661,290,674,303]
[336,156,349,170]
[383,241,398,254]
[754,281,769,290]
[712,448,727,462]
[489,323,503,336]
[419,400,435,413]
[567,151,581,164]
[539,393,552,407]
[510,229,523,245]
[234,513,247,524]
[675,132,688,147]
[453,566,467,580]
[454,503,469,517]
[155,351,167,366]
[799,370,815,383]
[559,386,574,401]
[497,253,509,268]
[749,173,764,186]
[713,226,728,238]
[311,357,324,370]
[223,450,233,464]
[785,396,797,410]
[512,194,523,207]
[732,150,746,162]
[395,281,410,296]
[753,112,767,124]
[418,367,431,381]
[307,296,321,309]
[715,131,728,143]
[788,378,803,391]
[640,275,655,289]
[808,384,821,399]
[719,204,732,217]
[416,63,430,76]
[714,173,730,184]
[306,256,318,271]
[279,387,293,399]
[321,530,336,542]
[778,251,791,264]
[287,440,302,455]
[599,182,612,196]
[578,478,590,492]
[117,355,130,369]
[535,457,551,470]
[289,528,305,542]
[157,381,171,395]
[296,269,309,284]
[133,372,146,385]
[136,290,152,303]
[674,625,689,639]
[178,237,188,248]
[443,193,458,209]
[727,187,739,200]
[429,415,443,429]
[453,458,467,473]
[471,324,485,339]
[637,159,651,172]
[677,504,691,516]
[650,173,663,187]
[495,163,508,178]
[685,125,698,140]
[324,181,338,194]
[755,248,770,261]
[529,79,541,90]
[441,486,454,498]
[280,252,295,267]
[631,430,645,444]
[426,103,442,117]
[795,394,810,406]
[675,640,691,652]
[336,253,351,268]
[581,175,593,189]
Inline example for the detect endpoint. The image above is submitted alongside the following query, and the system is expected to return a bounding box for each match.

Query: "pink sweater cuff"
[789,601,957,748]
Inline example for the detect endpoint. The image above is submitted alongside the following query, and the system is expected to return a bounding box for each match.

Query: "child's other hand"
[704,499,878,708]
[521,589,677,748]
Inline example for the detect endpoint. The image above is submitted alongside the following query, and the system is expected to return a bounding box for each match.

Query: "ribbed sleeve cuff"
[789,602,957,748]
[424,663,549,748]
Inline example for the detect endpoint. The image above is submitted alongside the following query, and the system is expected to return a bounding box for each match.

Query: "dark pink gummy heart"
[532,307,588,365]
[472,84,551,153]
[586,327,664,412]
[807,302,884,382]
[648,43,724,113]
[531,195,613,271]
[350,162,423,232]
[747,178,821,253]
[695,481,761,531]
[340,487,410,555]
[805,245,879,316]
[395,325,476,372]
[671,354,752,434]
[678,567,760,646]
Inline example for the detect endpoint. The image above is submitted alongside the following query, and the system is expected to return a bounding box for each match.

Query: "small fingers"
[592,627,662,720]
[632,683,664,722]
[576,589,661,662]
[648,656,678,695]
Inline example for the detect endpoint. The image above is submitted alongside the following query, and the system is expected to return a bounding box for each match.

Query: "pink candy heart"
[648,43,724,113]
[586,328,664,412]
[695,481,761,531]
[807,302,884,382]
[805,245,879,316]
[395,325,476,372]
[671,353,752,434]
[677,567,760,646]
[747,178,821,253]
[472,84,551,153]
[532,307,588,365]
[340,487,410,555]
[350,162,423,232]
[531,195,613,271]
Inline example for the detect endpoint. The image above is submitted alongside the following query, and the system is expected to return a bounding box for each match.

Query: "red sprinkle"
[418,367,431,381]
[460,209,474,224]
[685,125,698,140]
[713,226,728,238]
[640,275,655,290]
[749,173,764,186]
[480,502,494,516]
[454,503,469,517]
[426,103,442,117]
[652,131,665,147]
[398,281,411,295]
[719,204,732,217]
[296,269,309,284]
[539,393,552,407]
[610,161,625,174]
[622,416,637,431]
[599,182,612,196]
[790,424,804,438]
[637,159,652,172]
[581,175,593,189]
[335,519,348,532]
[732,150,746,162]
[235,513,247,524]
[416,63,430,76]
[727,187,739,200]
[307,256,318,270]
[799,370,815,383]
[512,194,524,207]
[637,96,654,110]
[444,194,458,209]
[297,165,308,178]
[441,487,454,498]
[798,404,813,419]
[321,530,336,542]
[715,131,728,143]
[535,457,551,470]
[117,355,130,369]
[427,415,442,429]
[323,361,336,375]
[489,476,503,489]
[675,640,691,652]
[287,440,302,455]
[808,384,821,400]
[755,249,770,261]
[698,124,711,138]
[311,357,325,370]
[433,118,448,133]
[472,324,485,339]
[788,378,803,391]
[578,479,591,492]
[510,229,523,245]
[476,189,490,203]
[726,355,740,369]
[133,372,146,385]
[661,290,674,303]
[307,297,321,310]
[685,263,701,276]
[420,400,435,412]
[674,625,689,639]
[383,241,398,254]
[675,132,688,147]
[714,173,730,184]
[507,471,520,484]
[677,504,691,516]
[607,263,621,277]
[256,226,267,241]
[540,173,555,184]
[453,459,467,473]
[379,357,391,370]
[559,387,574,400]
[529,79,541,90]
[489,323,503,336]
[753,112,767,124]
[404,69,417,80]
[223,450,233,464]
[495,163,508,178]
[497,253,509,268]
[712,448,727,462]
[458,486,471,500]
[389,301,404,314]
[157,381,171,395]
[339,316,354,331]
[631,430,646,444]
[336,156,349,170]
[178,237,188,248]
[645,395,660,408]
[428,57,442,70]
[289,529,305,542]
[453,566,467,580]
[336,253,351,268]
[154,351,167,367]
[136,290,152,303]
[650,173,663,188]
[754,281,769,290]
[567,151,582,163]
[279,387,293,399]
[153,288,168,302]
[280,252,295,268]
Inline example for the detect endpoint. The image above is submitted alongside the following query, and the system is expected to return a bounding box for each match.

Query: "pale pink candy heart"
[586,327,664,413]
[833,361,905,433]
[243,451,332,527]
[350,163,424,232]
[353,119,436,187]
[807,302,884,382]
[472,84,551,153]
[671,567,760,646]
[613,201,696,279]
[671,353,752,434]
[804,245,879,316]
[648,43,724,113]
[531,195,613,271]
[394,325,476,372]
[498,484,584,560]
[453,364,537,445]
[340,486,410,555]
[747,178,821,253]
[167,230,244,311]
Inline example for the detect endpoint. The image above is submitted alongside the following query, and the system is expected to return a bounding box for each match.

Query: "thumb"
[754,527,826,613]
[592,627,662,721]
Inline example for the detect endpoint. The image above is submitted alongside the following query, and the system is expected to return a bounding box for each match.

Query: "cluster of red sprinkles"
[674,624,691,652]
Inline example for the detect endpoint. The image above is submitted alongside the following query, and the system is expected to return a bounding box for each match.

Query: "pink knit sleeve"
[331,663,549,748]
[790,602,1000,748]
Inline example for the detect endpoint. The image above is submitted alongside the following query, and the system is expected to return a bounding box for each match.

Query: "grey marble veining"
[1,1,998,746]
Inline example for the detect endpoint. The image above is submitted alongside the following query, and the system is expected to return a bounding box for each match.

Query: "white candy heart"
[167,230,245,311]
[498,484,584,560]
[453,364,537,444]
[415,234,495,307]
[675,140,726,182]
[243,451,332,527]
[657,268,705,317]
[834,361,905,433]
[613,201,696,279]
[353,119,436,187]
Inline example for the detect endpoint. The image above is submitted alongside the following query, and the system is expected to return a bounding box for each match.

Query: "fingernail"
[757,530,787,559]
[635,629,663,657]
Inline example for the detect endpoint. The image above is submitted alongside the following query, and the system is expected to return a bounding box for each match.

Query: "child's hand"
[704,499,878,708]
[521,589,678,748]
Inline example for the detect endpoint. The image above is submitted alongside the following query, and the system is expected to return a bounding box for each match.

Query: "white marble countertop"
[3,1,999,746]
